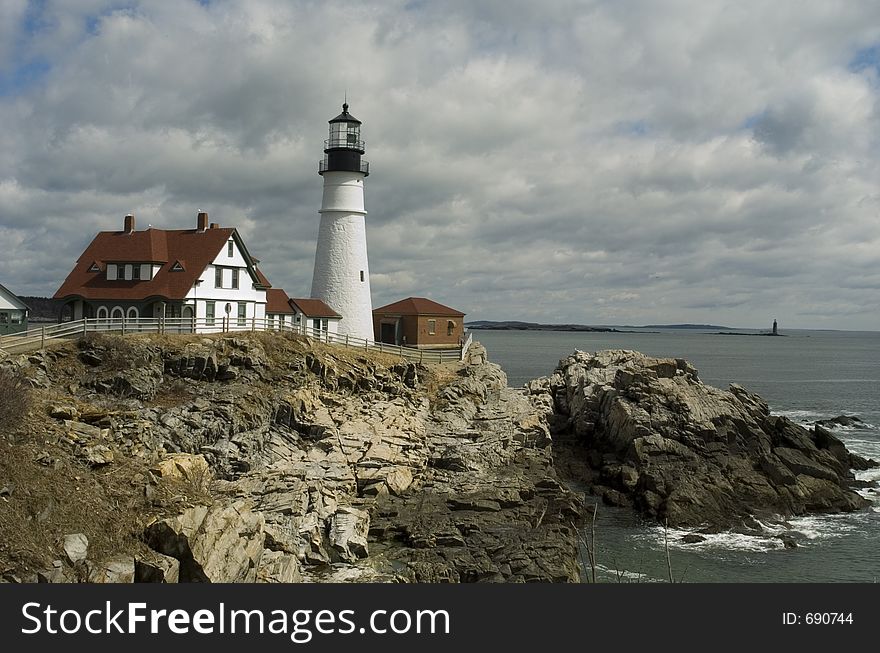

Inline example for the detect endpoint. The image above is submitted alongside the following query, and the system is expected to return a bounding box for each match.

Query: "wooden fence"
[0,317,472,364]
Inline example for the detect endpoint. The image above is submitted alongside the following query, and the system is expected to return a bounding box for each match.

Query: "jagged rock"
[681,534,706,544]
[152,453,210,485]
[49,404,79,420]
[80,351,102,367]
[135,553,180,583]
[256,549,301,583]
[88,556,135,583]
[81,444,114,466]
[539,349,871,528]
[144,502,266,582]
[64,419,107,441]
[63,533,89,564]
[777,533,799,549]
[37,560,73,583]
[328,507,370,562]
[815,415,864,429]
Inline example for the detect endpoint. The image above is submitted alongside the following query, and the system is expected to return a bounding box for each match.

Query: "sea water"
[473,328,880,582]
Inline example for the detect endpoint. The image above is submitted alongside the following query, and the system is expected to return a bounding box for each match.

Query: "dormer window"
[228,240,234,257]
[171,261,184,272]
[107,264,117,280]
[88,262,100,273]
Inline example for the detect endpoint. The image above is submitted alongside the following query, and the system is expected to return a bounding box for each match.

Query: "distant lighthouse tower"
[310,102,373,341]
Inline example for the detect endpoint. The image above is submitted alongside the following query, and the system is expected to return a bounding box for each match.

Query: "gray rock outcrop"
[4,334,582,583]
[532,350,876,528]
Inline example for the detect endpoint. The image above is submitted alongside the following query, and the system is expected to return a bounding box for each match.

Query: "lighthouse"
[310,103,374,341]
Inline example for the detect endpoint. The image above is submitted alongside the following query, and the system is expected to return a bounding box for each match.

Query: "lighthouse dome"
[329,103,362,125]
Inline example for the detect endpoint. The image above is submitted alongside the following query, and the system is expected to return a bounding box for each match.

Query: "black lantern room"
[319,103,369,176]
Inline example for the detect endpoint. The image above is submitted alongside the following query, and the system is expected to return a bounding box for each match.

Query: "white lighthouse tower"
[310,102,374,341]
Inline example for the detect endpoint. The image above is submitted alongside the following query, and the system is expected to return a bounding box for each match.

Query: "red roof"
[373,297,465,317]
[266,288,295,314]
[254,267,272,289]
[289,298,341,319]
[54,226,248,301]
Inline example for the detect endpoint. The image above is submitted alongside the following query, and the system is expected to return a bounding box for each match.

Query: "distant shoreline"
[465,320,734,334]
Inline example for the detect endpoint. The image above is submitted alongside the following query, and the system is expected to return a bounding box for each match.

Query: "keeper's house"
[373,297,465,349]
[0,283,29,335]
[54,212,273,331]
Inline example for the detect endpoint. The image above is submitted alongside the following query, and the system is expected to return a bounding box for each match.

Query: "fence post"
[121,316,126,336]
[41,326,45,349]
[419,349,423,364]
[252,316,256,332]
[345,334,349,348]
[83,320,87,335]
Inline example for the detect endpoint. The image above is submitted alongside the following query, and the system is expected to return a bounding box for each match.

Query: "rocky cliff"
[0,333,581,583]
[529,350,875,529]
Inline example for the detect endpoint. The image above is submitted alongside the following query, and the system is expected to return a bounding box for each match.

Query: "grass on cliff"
[0,383,213,577]
[0,432,149,574]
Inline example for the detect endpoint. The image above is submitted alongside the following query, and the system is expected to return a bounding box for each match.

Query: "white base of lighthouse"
[310,171,373,341]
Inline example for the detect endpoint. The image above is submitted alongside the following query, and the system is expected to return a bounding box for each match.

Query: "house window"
[132,264,140,280]
[312,318,321,333]
[88,262,100,272]
[96,306,108,321]
[237,302,246,326]
[107,264,117,280]
[360,270,364,282]
[10,312,21,324]
[428,319,436,335]
[123,264,132,281]
[215,267,223,288]
[228,240,234,257]
[0,313,7,324]
[127,307,139,320]
[171,261,184,272]
[268,315,275,329]
[322,319,328,332]
[111,307,124,321]
[205,301,215,326]
[231,268,239,289]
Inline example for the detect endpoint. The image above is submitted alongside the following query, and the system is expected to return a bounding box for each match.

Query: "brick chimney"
[209,222,219,229]
[123,213,135,234]
[197,211,208,232]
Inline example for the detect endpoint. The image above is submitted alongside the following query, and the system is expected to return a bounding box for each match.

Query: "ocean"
[472,327,880,582]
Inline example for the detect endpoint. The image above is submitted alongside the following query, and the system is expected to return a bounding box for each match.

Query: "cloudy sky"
[1,0,879,329]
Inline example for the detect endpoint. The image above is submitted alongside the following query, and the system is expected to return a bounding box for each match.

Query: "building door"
[380,322,396,345]
[182,306,194,333]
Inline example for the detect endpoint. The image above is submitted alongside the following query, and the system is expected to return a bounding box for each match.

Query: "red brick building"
[373,297,465,349]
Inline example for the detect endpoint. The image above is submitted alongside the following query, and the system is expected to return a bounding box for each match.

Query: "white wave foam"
[770,409,879,432]
[635,525,784,553]
[772,409,823,426]
[592,564,664,583]
[632,510,874,554]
